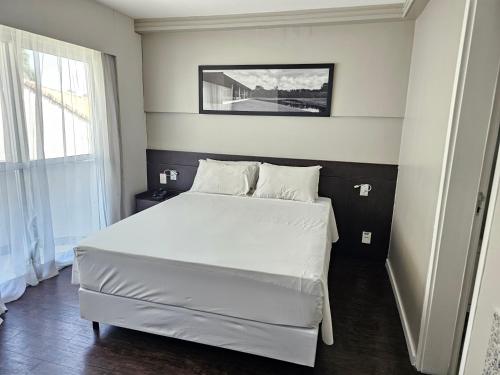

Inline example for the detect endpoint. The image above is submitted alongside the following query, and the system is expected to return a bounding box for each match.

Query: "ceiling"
[95,0,405,19]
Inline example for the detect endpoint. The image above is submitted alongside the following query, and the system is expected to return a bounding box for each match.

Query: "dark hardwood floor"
[0,255,419,375]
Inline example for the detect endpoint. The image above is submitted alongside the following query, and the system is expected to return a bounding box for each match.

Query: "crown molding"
[403,0,429,18]
[402,0,415,16]
[134,3,426,33]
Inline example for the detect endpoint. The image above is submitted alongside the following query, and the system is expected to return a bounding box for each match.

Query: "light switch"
[159,173,167,184]
[362,231,372,244]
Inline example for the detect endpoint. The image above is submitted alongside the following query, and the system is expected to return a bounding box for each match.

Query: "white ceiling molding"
[402,0,416,16]
[403,0,429,18]
[134,2,429,33]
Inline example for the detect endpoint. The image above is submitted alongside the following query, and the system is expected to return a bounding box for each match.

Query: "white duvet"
[73,192,339,344]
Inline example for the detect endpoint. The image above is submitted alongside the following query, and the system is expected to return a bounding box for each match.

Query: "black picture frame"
[198,63,334,117]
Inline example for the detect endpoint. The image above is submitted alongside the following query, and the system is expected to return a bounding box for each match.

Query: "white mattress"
[73,192,338,344]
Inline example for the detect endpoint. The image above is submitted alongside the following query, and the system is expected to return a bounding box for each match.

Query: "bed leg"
[92,321,99,332]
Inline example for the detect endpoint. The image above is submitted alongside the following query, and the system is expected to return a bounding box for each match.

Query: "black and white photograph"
[199,64,334,116]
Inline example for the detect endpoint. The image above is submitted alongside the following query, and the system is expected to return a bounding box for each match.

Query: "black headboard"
[147,149,397,261]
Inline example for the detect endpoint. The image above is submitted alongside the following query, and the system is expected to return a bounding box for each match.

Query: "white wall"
[0,0,147,215]
[387,0,467,357]
[142,21,414,165]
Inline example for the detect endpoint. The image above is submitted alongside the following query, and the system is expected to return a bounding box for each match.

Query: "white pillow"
[191,160,252,196]
[206,159,261,190]
[253,163,321,202]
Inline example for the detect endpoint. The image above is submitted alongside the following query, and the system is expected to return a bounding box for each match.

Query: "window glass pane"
[22,49,92,159]
[61,57,91,156]
[22,49,38,159]
[39,52,64,159]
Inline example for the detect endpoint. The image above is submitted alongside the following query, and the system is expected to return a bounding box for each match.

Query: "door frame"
[415,0,500,373]
[450,63,500,375]
[458,82,500,374]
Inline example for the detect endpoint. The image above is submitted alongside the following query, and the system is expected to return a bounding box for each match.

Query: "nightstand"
[135,190,180,213]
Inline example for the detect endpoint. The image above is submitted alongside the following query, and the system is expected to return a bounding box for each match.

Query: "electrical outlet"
[362,231,372,244]
[159,172,167,184]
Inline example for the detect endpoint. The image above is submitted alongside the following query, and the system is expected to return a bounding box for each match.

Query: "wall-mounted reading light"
[160,169,179,184]
[354,184,372,197]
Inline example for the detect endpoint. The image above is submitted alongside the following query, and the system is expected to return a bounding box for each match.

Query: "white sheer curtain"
[0,25,121,323]
[100,54,122,223]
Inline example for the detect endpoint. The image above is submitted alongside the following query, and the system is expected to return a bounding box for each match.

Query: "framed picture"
[198,63,334,117]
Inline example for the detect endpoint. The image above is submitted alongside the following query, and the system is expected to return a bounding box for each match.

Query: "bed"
[72,191,338,367]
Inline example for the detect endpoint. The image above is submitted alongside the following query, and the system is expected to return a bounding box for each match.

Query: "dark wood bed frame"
[146,149,397,261]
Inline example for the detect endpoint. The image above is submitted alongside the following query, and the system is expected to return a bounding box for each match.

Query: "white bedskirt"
[80,288,320,366]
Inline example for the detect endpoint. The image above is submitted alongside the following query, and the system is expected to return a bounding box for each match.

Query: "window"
[22,49,92,160]
[1,23,121,312]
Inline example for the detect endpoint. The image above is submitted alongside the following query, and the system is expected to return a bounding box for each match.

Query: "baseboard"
[386,259,417,365]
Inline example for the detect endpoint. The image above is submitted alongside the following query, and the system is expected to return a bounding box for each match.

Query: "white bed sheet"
[73,192,338,344]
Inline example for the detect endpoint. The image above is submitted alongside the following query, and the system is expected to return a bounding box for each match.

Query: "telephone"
[151,188,168,201]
